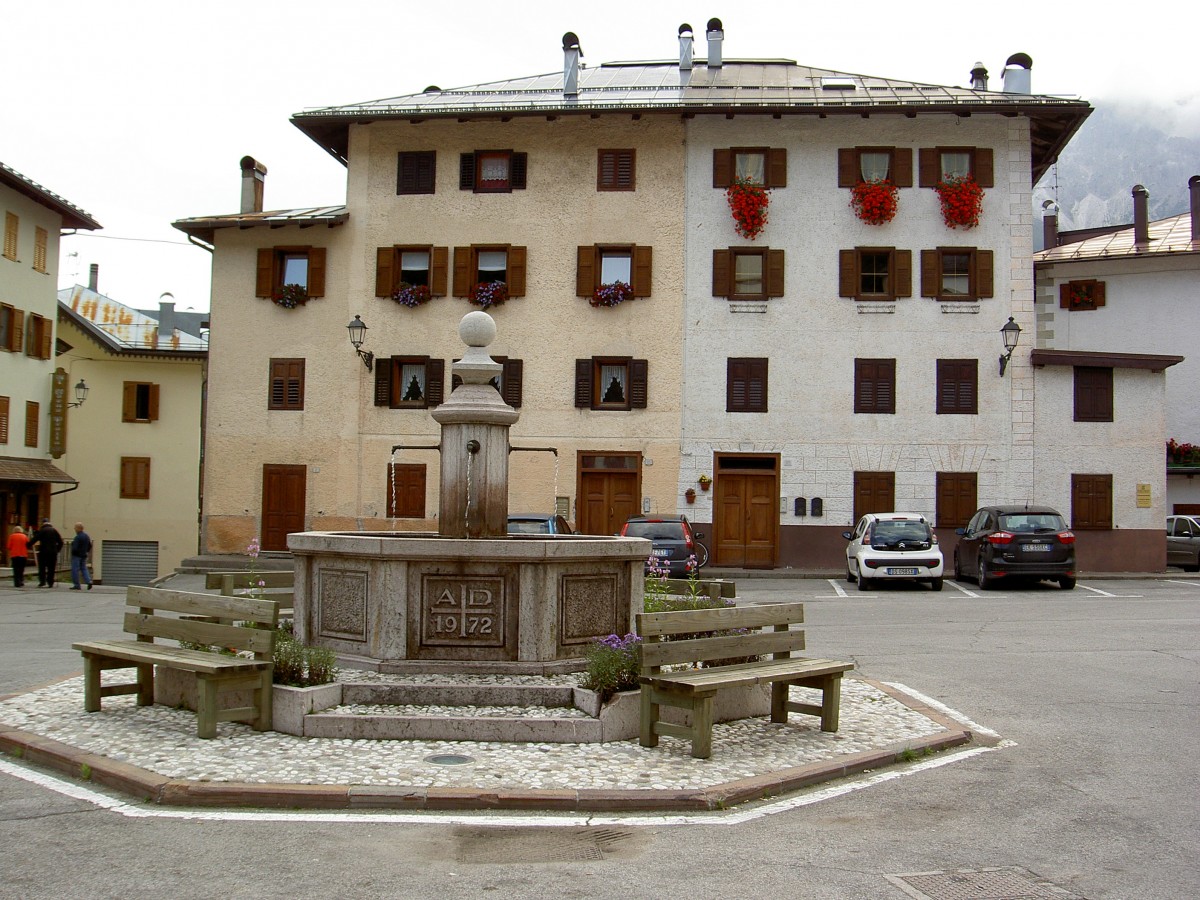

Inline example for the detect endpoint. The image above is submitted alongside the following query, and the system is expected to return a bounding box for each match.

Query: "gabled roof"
[58,285,208,357]
[0,161,101,231]
[291,59,1091,182]
[1035,213,1197,264]
[171,206,348,243]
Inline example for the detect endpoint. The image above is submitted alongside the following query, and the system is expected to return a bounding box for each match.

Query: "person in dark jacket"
[70,522,94,590]
[32,519,64,588]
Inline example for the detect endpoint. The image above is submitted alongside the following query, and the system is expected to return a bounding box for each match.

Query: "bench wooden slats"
[642,657,852,693]
[126,585,278,625]
[204,571,295,591]
[639,628,805,668]
[122,612,275,654]
[70,639,271,675]
[638,602,804,636]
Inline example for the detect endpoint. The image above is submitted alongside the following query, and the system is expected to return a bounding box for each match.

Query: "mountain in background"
[1033,104,1199,249]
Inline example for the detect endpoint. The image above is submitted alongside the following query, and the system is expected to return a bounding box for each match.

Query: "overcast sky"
[6,0,1196,314]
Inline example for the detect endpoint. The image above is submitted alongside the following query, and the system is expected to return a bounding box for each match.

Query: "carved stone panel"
[560,573,621,646]
[420,575,505,648]
[317,569,368,642]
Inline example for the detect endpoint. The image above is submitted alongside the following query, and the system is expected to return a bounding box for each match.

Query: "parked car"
[621,515,699,576]
[842,512,944,592]
[954,505,1076,590]
[1166,515,1200,571]
[506,513,574,536]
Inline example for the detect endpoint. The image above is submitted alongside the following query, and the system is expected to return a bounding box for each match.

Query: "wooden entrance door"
[261,464,306,551]
[577,453,639,535]
[713,461,778,568]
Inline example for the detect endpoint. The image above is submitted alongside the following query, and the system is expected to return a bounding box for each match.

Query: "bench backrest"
[657,578,737,601]
[636,601,805,673]
[204,571,294,591]
[124,586,279,660]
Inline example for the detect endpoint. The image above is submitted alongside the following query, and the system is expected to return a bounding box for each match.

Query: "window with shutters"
[936,472,977,528]
[839,248,912,301]
[1074,366,1113,422]
[3,212,17,261]
[918,147,995,187]
[120,457,151,500]
[920,248,993,301]
[459,150,527,193]
[374,245,448,298]
[33,227,48,273]
[121,382,160,423]
[853,471,896,522]
[25,314,52,359]
[936,359,978,415]
[712,148,787,188]
[451,245,527,299]
[451,356,524,407]
[576,244,652,299]
[374,356,445,409]
[387,463,427,518]
[0,304,23,352]
[1060,279,1105,312]
[0,396,9,443]
[1071,473,1113,530]
[712,247,785,300]
[396,151,436,194]
[575,357,648,411]
[25,401,39,448]
[268,359,305,411]
[837,147,914,187]
[855,359,896,414]
[727,358,768,413]
[597,149,635,191]
[254,245,327,301]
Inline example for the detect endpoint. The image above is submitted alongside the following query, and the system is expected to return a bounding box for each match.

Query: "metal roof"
[1035,213,1198,264]
[58,285,208,356]
[1029,349,1184,371]
[171,206,349,243]
[291,59,1091,182]
[0,161,101,231]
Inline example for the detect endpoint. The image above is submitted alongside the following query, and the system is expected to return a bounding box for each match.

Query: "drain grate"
[450,826,642,864]
[424,753,474,766]
[885,867,1084,900]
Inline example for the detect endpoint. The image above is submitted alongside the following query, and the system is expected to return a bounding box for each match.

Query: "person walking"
[6,526,30,587]
[69,522,94,591]
[32,519,64,588]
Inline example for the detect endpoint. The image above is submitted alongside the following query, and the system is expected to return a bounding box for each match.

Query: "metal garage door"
[101,540,159,586]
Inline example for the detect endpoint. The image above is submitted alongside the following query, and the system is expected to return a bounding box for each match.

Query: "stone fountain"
[289,312,648,674]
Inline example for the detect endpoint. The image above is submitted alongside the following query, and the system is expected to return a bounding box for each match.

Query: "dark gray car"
[1166,515,1200,571]
[954,504,1076,590]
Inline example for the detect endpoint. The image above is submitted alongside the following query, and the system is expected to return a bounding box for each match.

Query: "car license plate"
[1025,544,1052,552]
[652,549,670,556]
[887,568,918,575]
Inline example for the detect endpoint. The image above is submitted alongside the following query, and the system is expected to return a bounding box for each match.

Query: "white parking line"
[827,578,848,598]
[945,579,980,598]
[1165,579,1200,588]
[1078,584,1116,596]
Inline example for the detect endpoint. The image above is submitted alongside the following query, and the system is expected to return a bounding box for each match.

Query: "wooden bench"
[636,601,853,759]
[657,577,736,602]
[204,571,294,617]
[72,586,278,739]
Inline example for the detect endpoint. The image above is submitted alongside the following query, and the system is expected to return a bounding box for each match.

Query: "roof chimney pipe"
[1190,175,1200,242]
[88,263,99,292]
[1132,184,1150,245]
[1001,53,1032,94]
[706,18,723,69]
[1041,200,1058,249]
[678,23,694,71]
[240,156,267,214]
[970,62,989,91]
[563,32,582,97]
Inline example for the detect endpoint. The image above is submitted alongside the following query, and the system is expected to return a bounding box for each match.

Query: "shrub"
[271,633,339,687]
[580,633,642,702]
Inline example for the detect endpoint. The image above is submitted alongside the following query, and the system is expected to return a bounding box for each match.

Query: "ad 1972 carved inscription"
[421,576,505,648]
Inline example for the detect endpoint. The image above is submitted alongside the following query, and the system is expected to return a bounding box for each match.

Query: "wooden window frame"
[1074,366,1114,423]
[459,150,528,193]
[575,357,649,411]
[374,356,445,409]
[33,226,48,273]
[839,248,912,301]
[374,245,449,298]
[1071,473,1113,530]
[920,247,994,301]
[387,462,427,518]
[0,304,24,353]
[837,147,914,187]
[936,359,979,415]
[712,247,785,300]
[451,245,527,298]
[918,146,995,188]
[854,358,896,414]
[712,148,787,188]
[1059,279,1106,312]
[597,149,635,191]
[936,472,978,529]
[3,212,17,261]
[121,382,161,423]
[396,151,436,195]
[25,401,39,448]
[120,456,152,500]
[727,358,768,413]
[25,314,52,359]
[575,244,652,298]
[255,245,327,299]
[268,359,305,411]
[451,356,524,408]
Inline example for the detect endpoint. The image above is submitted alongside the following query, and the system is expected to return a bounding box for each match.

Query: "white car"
[843,512,944,592]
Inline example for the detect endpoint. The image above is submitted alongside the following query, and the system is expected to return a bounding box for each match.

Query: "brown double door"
[261,464,306,551]
[577,453,639,536]
[712,456,779,568]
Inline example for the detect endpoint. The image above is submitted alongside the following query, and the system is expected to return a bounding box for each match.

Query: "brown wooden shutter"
[0,396,8,444]
[426,359,445,406]
[767,148,787,188]
[397,153,415,193]
[632,245,652,297]
[918,148,938,187]
[430,246,449,296]
[459,153,475,190]
[24,401,38,448]
[307,247,326,297]
[893,148,914,187]
[1094,281,1106,307]
[506,246,527,296]
[895,250,912,298]
[511,152,528,189]
[1059,283,1071,309]
[748,358,767,411]
[713,149,733,188]
[502,358,523,408]
[122,383,137,422]
[629,359,648,409]
[839,249,857,298]
[256,248,275,297]
[938,360,977,414]
[10,309,22,354]
[375,247,396,297]
[452,247,471,297]
[921,249,939,298]
[147,384,160,421]
[853,471,896,521]
[374,359,392,407]
[837,149,857,188]
[974,148,994,188]
[574,359,592,408]
[576,245,596,297]
[976,250,994,298]
[766,249,785,297]
[855,359,895,413]
[712,249,731,297]
[38,318,51,359]
[936,472,977,528]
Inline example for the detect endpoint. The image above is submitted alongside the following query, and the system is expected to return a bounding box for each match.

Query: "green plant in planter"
[580,633,642,702]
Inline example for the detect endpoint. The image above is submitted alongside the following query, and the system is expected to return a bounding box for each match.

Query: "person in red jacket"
[6,526,30,588]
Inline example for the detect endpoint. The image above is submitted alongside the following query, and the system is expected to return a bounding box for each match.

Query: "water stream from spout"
[552,453,560,514]
[389,448,398,531]
[464,447,473,535]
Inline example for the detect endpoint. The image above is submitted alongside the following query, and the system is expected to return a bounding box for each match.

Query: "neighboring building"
[176,24,1196,570]
[0,161,100,561]
[1034,180,1197,542]
[54,278,207,583]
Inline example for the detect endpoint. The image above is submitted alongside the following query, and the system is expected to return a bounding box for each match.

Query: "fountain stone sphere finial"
[460,311,497,348]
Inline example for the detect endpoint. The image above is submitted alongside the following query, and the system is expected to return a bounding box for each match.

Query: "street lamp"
[999,316,1021,377]
[68,378,89,408]
[346,315,374,372]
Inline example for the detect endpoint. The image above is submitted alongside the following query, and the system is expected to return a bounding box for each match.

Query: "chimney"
[88,263,99,292]
[1042,201,1058,249]
[1190,175,1200,242]
[678,23,694,71]
[562,32,582,97]
[706,18,723,69]
[156,294,176,350]
[1001,52,1032,94]
[970,62,989,91]
[239,156,267,214]
[1132,184,1150,245]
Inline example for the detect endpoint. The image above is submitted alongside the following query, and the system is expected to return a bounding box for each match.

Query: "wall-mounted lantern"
[999,316,1022,377]
[347,315,374,372]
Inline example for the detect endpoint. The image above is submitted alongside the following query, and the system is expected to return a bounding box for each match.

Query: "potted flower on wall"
[470,281,509,308]
[272,283,309,309]
[391,282,433,308]
[698,474,712,492]
[726,178,770,240]
[591,281,633,308]
[685,488,697,505]
[850,179,899,225]
[934,175,984,229]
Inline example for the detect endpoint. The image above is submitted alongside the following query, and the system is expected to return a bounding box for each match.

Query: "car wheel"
[857,573,870,591]
[846,567,856,584]
[930,577,944,591]
[978,558,995,590]
[1059,576,1076,590]
[954,552,965,581]
[1191,552,1200,573]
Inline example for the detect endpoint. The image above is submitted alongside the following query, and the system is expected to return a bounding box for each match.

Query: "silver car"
[1166,515,1200,571]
